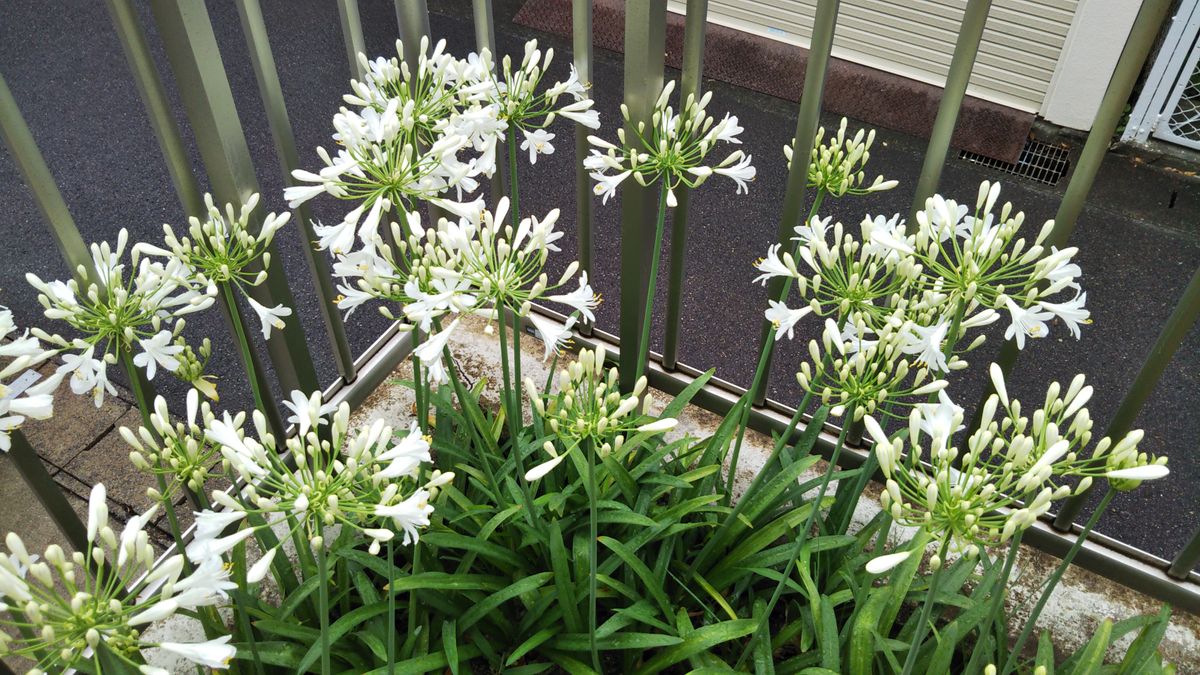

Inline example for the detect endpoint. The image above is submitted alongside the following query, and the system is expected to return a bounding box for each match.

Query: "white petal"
[866,550,912,574]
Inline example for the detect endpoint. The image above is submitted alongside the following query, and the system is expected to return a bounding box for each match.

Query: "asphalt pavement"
[1,0,1197,559]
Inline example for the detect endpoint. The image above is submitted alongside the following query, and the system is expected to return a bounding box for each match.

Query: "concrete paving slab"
[59,408,157,517]
[21,361,132,467]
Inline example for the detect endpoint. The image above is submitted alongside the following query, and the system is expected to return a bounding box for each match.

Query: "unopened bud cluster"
[785,118,897,197]
[524,346,678,481]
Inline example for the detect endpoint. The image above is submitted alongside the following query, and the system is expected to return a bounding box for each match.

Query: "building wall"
[668,0,1138,130]
[1040,0,1143,129]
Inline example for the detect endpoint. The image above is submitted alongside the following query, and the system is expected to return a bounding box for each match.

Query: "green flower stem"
[724,189,827,504]
[233,540,265,675]
[407,541,422,658]
[496,308,540,530]
[632,185,670,386]
[387,537,396,675]
[441,344,501,499]
[119,351,186,554]
[735,402,853,669]
[583,436,601,673]
[899,537,953,675]
[511,304,524,436]
[316,543,331,675]
[411,328,427,433]
[507,125,521,230]
[220,282,273,417]
[965,531,1023,674]
[1002,486,1116,674]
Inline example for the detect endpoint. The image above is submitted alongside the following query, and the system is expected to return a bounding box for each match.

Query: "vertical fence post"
[472,0,508,206]
[750,0,840,405]
[472,0,497,54]
[233,0,358,386]
[106,0,280,425]
[104,0,205,218]
[1048,0,1175,249]
[395,0,432,69]
[8,430,88,554]
[572,0,595,337]
[336,0,367,78]
[661,0,709,369]
[965,0,1175,454]
[1169,516,1200,579]
[1053,263,1200,530]
[0,72,93,281]
[618,1,667,392]
[907,0,992,223]
[148,0,320,400]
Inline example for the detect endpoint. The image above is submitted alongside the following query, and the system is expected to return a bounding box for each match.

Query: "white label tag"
[2,370,43,401]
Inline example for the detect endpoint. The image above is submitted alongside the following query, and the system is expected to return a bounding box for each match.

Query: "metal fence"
[2,0,1199,616]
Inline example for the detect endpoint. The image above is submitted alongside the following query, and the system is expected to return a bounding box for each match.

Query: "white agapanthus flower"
[752,216,917,340]
[867,181,1091,353]
[26,230,216,406]
[0,484,236,671]
[476,39,600,136]
[864,365,1169,560]
[137,192,294,342]
[0,304,53,451]
[405,197,598,380]
[190,391,448,563]
[586,80,751,207]
[797,318,947,420]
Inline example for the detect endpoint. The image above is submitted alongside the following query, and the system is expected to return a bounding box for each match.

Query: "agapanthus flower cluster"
[784,118,898,197]
[797,317,948,420]
[122,389,218,498]
[524,346,678,480]
[0,484,236,671]
[26,230,216,406]
[345,38,492,149]
[870,181,1090,351]
[290,37,597,256]
[286,40,479,231]
[427,197,598,353]
[319,198,598,383]
[189,391,448,568]
[321,208,476,332]
[471,39,599,166]
[0,304,53,451]
[138,193,293,341]
[863,366,1169,571]
[756,216,918,341]
[585,79,752,206]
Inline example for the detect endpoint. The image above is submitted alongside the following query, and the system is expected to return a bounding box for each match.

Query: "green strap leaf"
[296,602,392,672]
[634,619,758,674]
[458,572,553,632]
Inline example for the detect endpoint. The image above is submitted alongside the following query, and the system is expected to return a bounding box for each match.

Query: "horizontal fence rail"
[0,0,1197,648]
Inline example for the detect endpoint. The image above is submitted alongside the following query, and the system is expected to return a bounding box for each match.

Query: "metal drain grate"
[958,139,1071,185]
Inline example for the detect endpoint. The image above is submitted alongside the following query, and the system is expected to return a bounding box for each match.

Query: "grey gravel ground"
[1,0,1198,560]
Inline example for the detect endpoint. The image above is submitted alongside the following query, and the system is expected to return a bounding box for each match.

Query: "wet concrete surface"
[1,0,1197,560]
